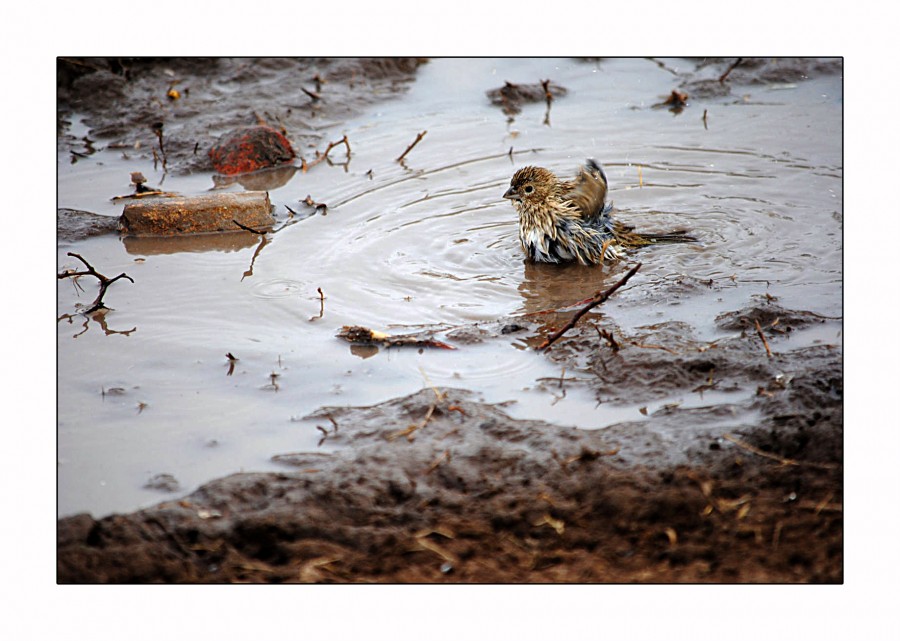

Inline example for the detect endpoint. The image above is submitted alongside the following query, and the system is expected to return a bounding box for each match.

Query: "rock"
[208,125,295,175]
[118,191,274,236]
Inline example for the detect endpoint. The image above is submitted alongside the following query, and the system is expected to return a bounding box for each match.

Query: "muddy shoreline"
[58,302,842,583]
[57,57,842,583]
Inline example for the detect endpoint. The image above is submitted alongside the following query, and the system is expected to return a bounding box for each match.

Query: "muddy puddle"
[57,58,842,583]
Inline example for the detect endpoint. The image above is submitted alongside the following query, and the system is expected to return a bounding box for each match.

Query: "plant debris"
[57,252,134,313]
[337,325,456,350]
[486,80,568,116]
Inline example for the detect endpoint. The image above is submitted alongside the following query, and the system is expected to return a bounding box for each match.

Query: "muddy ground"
[57,58,842,583]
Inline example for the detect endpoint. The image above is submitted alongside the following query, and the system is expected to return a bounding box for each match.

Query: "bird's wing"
[561,160,609,222]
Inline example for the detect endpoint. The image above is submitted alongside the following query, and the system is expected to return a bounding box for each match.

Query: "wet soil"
[58,57,425,175]
[56,57,842,583]
[58,302,842,583]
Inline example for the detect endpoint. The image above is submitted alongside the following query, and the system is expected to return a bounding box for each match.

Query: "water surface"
[57,58,842,517]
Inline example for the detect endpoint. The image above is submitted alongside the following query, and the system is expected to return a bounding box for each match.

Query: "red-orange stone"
[208,125,296,175]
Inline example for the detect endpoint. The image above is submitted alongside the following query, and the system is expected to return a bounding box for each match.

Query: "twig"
[541,79,554,126]
[425,449,451,475]
[754,319,773,358]
[57,252,134,313]
[629,341,679,355]
[302,135,351,173]
[596,327,620,351]
[396,130,427,162]
[232,219,267,235]
[151,122,167,173]
[302,86,322,101]
[388,402,438,442]
[388,377,444,442]
[538,263,641,351]
[419,367,446,403]
[722,434,839,471]
[718,58,743,83]
[310,287,325,321]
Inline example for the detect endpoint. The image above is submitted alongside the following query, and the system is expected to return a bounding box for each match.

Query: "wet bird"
[503,159,694,265]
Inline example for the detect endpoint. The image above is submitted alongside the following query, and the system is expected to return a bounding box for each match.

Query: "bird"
[503,159,695,265]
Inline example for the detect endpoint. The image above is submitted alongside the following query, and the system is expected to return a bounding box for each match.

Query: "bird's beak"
[503,187,517,200]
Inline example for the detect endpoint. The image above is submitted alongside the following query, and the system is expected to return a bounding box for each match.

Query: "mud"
[56,58,842,583]
[58,396,841,582]
[58,299,842,583]
[58,57,425,175]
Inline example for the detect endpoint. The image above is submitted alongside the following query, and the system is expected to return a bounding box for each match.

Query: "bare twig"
[538,263,641,351]
[57,252,134,313]
[596,327,620,351]
[232,219,267,235]
[302,86,322,101]
[302,135,350,173]
[718,58,743,83]
[388,378,444,442]
[151,122,167,173]
[396,130,427,162]
[754,319,773,358]
[629,341,679,355]
[310,287,325,321]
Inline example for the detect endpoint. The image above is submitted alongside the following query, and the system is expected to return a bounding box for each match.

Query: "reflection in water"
[517,260,624,315]
[57,59,842,519]
[350,344,380,359]
[211,164,300,191]
[122,230,261,255]
[57,309,137,338]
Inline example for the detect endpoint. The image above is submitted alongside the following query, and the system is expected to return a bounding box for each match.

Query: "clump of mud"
[666,57,842,99]
[486,80,568,116]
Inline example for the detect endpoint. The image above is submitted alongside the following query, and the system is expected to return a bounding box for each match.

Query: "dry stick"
[538,263,642,351]
[396,130,427,162]
[232,219,267,235]
[309,287,325,321]
[301,86,322,101]
[718,58,743,83]
[57,252,134,313]
[302,135,351,173]
[754,319,773,358]
[151,122,167,173]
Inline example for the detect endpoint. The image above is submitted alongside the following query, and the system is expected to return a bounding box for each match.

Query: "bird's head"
[503,166,557,206]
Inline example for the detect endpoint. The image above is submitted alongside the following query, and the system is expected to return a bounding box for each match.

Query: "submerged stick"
[538,263,641,351]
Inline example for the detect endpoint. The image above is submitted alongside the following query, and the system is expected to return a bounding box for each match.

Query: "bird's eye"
[524,185,534,194]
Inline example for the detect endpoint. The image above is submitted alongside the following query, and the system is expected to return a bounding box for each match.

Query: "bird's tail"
[613,222,697,247]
